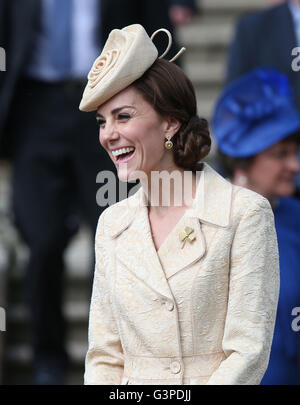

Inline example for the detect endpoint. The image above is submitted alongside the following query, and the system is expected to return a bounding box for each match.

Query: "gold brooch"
[179,226,196,249]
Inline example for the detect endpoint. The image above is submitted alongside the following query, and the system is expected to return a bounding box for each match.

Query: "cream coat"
[85,163,280,385]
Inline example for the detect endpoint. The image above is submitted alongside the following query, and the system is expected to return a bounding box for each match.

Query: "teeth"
[112,147,135,157]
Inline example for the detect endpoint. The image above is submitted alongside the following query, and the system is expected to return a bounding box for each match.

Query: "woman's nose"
[287,153,300,172]
[101,121,120,143]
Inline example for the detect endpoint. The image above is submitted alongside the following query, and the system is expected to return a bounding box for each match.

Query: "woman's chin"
[117,168,136,183]
[275,183,295,198]
[117,173,130,183]
[117,166,146,183]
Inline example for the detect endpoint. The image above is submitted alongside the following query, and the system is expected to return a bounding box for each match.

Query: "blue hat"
[212,68,300,157]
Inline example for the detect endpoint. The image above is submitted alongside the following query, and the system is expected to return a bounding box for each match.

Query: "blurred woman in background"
[212,68,300,385]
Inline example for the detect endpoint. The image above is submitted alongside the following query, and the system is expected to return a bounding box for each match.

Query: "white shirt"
[25,0,101,81]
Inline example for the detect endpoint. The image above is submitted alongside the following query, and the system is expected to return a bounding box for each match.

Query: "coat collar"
[106,163,233,239]
[185,162,232,227]
[103,164,233,300]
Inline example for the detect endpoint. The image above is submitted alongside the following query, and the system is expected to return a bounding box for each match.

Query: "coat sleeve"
[84,212,124,385]
[206,196,280,385]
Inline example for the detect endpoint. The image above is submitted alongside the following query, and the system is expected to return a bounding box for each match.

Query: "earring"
[164,135,173,149]
[237,175,248,186]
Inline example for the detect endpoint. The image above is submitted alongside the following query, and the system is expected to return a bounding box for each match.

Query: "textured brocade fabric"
[84,163,280,385]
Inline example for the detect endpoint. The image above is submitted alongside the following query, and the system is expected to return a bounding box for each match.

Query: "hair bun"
[132,59,212,171]
[173,116,211,171]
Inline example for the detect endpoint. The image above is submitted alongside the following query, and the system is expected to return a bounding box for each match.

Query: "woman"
[212,67,300,385]
[80,25,279,385]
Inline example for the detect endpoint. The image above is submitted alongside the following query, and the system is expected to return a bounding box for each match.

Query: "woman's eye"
[96,120,105,128]
[272,151,288,159]
[118,113,131,121]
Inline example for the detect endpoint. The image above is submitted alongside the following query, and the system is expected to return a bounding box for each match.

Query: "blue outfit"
[212,62,300,386]
[261,197,300,385]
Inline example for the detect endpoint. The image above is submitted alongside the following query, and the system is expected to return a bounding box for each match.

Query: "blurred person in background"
[0,0,193,385]
[212,68,300,385]
[168,0,198,26]
[226,0,300,196]
[226,0,300,110]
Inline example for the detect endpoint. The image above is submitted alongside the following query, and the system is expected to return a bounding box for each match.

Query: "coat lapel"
[105,185,174,299]
[187,162,233,227]
[105,163,233,297]
[158,163,232,279]
[157,215,206,279]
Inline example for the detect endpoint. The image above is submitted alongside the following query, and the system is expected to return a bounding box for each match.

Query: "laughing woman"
[79,25,279,385]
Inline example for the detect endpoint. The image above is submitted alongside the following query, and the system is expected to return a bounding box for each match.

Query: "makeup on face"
[95,87,176,182]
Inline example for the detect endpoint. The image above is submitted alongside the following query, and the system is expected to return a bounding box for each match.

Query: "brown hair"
[218,130,300,178]
[132,59,211,172]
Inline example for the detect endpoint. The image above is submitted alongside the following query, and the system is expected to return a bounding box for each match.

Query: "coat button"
[170,361,181,374]
[166,301,174,311]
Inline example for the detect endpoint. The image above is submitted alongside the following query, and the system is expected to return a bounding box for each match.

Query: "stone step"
[4,340,87,367]
[6,288,92,349]
[3,342,86,385]
[195,94,218,121]
[177,18,234,50]
[177,2,266,52]
[201,0,266,15]
[186,58,226,86]
[7,267,92,302]
[3,364,85,385]
[6,301,89,325]
[8,288,91,312]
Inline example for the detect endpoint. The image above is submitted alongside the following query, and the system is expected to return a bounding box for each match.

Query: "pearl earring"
[164,135,173,149]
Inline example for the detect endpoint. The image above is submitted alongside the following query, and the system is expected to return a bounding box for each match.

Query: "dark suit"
[0,0,182,157]
[168,0,197,10]
[226,2,300,112]
[0,0,180,382]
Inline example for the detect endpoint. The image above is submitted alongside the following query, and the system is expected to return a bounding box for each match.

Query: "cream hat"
[79,24,185,112]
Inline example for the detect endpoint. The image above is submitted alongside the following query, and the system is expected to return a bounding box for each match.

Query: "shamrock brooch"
[179,226,196,249]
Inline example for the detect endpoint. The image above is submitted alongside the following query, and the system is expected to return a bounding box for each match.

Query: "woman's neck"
[140,169,199,217]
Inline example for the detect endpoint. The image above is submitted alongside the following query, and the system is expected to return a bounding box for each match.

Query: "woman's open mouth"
[112,147,136,165]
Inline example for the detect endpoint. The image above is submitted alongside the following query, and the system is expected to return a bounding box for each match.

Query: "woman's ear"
[164,116,181,138]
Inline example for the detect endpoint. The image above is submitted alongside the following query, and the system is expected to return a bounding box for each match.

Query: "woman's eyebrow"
[111,105,135,114]
[96,105,135,119]
[96,112,103,119]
